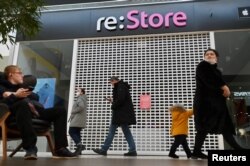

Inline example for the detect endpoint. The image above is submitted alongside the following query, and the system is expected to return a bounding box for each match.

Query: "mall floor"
[0,153,207,166]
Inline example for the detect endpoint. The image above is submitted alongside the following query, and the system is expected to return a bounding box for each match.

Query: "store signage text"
[96,10,187,31]
[234,91,250,97]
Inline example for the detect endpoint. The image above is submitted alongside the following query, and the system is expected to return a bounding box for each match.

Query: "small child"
[169,104,193,159]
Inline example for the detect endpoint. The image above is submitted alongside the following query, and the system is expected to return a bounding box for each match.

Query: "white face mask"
[204,58,217,65]
[204,51,217,65]
[76,92,81,96]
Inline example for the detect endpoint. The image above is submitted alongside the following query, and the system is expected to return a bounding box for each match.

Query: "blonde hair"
[4,65,21,79]
[169,104,186,112]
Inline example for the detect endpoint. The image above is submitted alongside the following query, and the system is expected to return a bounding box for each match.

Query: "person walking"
[68,88,88,155]
[92,76,137,156]
[192,48,245,159]
[168,104,193,159]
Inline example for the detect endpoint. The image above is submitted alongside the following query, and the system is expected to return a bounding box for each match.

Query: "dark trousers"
[69,127,82,145]
[193,130,243,154]
[10,100,68,150]
[169,135,191,156]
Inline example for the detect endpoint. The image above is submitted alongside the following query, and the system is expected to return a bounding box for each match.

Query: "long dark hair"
[80,88,85,94]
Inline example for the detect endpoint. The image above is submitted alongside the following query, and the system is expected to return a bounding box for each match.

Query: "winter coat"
[0,78,40,108]
[0,78,23,106]
[111,80,136,125]
[69,94,88,128]
[171,109,193,136]
[193,60,235,134]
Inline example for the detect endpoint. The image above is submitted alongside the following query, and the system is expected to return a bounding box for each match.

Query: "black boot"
[191,151,208,159]
[168,153,179,158]
[184,147,192,158]
[192,131,208,159]
[168,146,179,158]
[74,144,85,155]
[186,151,192,159]
[182,142,192,158]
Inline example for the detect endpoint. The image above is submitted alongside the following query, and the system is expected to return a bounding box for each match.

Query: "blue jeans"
[101,124,136,152]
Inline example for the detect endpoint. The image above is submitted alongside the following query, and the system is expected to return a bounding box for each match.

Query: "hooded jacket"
[69,94,88,128]
[0,77,23,106]
[170,108,193,136]
[111,80,136,125]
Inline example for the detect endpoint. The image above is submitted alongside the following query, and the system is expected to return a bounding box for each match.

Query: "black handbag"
[227,98,249,127]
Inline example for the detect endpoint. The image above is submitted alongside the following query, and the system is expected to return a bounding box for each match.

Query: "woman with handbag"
[192,48,245,159]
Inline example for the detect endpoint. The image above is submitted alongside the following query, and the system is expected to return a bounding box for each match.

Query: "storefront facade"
[13,0,250,154]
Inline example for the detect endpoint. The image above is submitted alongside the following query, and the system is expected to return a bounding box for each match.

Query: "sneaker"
[74,144,86,155]
[191,152,208,159]
[124,151,137,156]
[168,153,179,159]
[24,146,38,160]
[53,147,78,159]
[92,148,107,156]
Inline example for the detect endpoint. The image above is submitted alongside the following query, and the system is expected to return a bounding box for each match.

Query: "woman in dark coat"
[192,48,243,159]
[93,76,137,156]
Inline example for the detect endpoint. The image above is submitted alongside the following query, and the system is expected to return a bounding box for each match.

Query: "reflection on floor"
[0,153,207,166]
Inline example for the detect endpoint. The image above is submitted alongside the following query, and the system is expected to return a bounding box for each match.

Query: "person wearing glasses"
[0,65,77,160]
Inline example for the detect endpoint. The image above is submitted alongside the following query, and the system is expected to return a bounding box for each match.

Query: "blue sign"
[34,78,56,109]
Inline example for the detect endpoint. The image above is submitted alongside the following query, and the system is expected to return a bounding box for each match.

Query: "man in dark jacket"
[93,76,137,156]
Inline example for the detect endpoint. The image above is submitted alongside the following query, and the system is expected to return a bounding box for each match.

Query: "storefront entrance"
[72,32,221,154]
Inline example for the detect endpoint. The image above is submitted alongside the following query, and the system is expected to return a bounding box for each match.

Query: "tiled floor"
[0,153,207,166]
